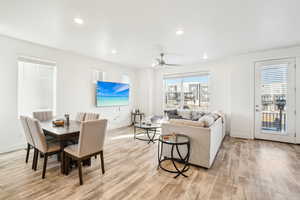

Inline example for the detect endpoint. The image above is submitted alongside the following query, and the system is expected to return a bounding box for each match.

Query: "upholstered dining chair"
[75,112,86,122]
[26,117,61,179]
[33,110,56,143]
[64,119,107,185]
[33,110,53,121]
[84,113,100,121]
[20,116,35,167]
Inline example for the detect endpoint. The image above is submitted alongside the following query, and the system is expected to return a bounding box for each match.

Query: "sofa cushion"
[213,110,224,118]
[177,109,192,120]
[209,113,220,121]
[198,115,215,127]
[191,111,206,121]
[166,109,177,115]
[165,109,182,119]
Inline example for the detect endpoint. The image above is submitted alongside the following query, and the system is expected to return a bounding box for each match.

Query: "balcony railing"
[261,111,286,132]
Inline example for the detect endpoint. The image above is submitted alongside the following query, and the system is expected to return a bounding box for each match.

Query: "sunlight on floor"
[110,134,133,140]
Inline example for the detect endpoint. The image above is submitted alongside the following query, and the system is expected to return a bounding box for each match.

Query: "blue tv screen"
[96,81,129,107]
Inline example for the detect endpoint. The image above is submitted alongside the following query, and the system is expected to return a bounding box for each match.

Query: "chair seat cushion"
[64,144,103,158]
[47,143,61,153]
[64,144,80,157]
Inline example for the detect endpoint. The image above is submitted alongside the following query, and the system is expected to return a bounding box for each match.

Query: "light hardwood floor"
[1,127,300,200]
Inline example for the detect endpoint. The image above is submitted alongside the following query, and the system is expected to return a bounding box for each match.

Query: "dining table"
[40,120,89,174]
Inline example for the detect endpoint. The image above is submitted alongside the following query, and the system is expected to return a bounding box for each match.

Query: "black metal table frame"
[134,126,160,144]
[157,136,190,178]
[131,112,145,125]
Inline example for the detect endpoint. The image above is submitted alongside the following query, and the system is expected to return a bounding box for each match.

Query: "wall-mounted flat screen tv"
[96,81,129,107]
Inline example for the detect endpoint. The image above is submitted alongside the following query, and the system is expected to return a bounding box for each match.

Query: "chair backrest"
[78,119,107,157]
[27,117,48,153]
[84,113,100,121]
[20,116,35,146]
[75,112,86,122]
[33,111,53,122]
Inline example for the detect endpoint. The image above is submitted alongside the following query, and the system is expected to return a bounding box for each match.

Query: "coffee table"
[134,122,161,144]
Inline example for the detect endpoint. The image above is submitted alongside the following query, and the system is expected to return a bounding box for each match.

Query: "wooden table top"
[40,120,81,136]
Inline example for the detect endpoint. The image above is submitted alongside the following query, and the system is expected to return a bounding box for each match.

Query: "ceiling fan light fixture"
[176,29,184,35]
[111,49,117,54]
[73,17,84,25]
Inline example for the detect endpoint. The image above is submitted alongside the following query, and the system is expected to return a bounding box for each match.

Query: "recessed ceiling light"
[203,53,208,59]
[111,49,117,54]
[151,63,156,67]
[74,17,84,25]
[176,29,184,35]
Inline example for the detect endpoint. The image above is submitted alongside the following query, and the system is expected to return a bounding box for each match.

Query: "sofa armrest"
[161,122,211,167]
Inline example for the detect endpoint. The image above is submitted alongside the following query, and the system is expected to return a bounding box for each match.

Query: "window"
[260,64,288,132]
[18,57,57,117]
[164,74,209,110]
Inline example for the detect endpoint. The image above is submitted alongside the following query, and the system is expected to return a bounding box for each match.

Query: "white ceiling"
[1,0,300,68]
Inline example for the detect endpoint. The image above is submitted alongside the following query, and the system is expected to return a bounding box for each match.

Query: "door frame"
[254,58,296,143]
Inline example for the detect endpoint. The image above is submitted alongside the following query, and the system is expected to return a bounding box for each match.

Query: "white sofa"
[161,117,225,168]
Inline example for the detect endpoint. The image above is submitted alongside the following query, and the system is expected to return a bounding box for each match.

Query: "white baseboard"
[0,142,26,154]
[230,131,253,139]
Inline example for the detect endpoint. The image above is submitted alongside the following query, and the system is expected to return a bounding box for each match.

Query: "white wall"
[142,46,300,143]
[135,68,154,117]
[0,35,138,153]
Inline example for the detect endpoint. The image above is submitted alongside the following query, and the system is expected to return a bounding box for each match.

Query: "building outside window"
[164,74,210,110]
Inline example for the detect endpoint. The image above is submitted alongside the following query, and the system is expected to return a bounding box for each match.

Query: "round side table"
[134,123,161,144]
[157,134,190,178]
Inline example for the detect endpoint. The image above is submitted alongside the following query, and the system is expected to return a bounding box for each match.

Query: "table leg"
[139,114,142,123]
[60,140,67,174]
[157,140,164,170]
[146,129,150,144]
[134,125,136,139]
[171,144,189,178]
[150,129,157,143]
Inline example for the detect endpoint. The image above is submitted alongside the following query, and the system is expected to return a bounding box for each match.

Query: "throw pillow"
[177,109,192,120]
[198,115,215,127]
[191,111,205,121]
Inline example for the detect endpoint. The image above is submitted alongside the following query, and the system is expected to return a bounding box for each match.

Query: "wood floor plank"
[1,127,300,200]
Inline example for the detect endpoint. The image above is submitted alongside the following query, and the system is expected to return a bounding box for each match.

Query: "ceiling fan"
[153,53,182,67]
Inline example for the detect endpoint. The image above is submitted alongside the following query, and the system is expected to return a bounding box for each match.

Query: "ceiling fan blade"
[164,63,182,66]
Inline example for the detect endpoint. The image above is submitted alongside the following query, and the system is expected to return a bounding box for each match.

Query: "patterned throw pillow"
[177,109,192,120]
[191,111,205,121]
